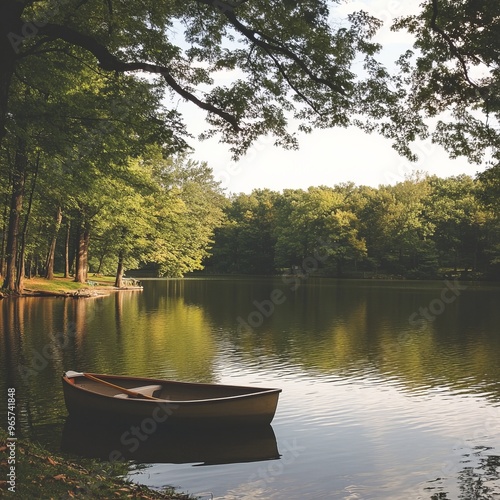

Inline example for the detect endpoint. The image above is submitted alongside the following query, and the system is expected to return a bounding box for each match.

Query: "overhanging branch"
[37,22,241,131]
[429,0,478,90]
[196,0,345,95]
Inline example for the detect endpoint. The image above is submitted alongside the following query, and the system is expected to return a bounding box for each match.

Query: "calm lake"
[2,277,500,499]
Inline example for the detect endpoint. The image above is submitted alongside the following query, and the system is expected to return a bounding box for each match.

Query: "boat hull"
[62,372,281,427]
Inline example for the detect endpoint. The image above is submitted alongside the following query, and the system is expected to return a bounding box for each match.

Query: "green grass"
[22,277,91,293]
[21,275,116,294]
[88,274,116,283]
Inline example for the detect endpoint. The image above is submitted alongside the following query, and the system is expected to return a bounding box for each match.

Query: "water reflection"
[456,452,500,499]
[426,447,500,499]
[182,278,500,400]
[61,418,279,466]
[2,280,500,431]
[2,278,500,498]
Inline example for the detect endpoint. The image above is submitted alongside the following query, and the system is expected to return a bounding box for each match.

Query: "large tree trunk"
[114,250,124,288]
[0,1,28,289]
[0,1,24,143]
[16,155,39,293]
[74,221,90,283]
[64,219,71,278]
[2,138,27,291]
[97,251,106,274]
[45,206,63,280]
[15,251,25,293]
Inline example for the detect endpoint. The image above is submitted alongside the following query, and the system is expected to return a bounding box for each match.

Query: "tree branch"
[266,51,326,116]
[196,0,345,95]
[36,22,241,131]
[429,0,478,89]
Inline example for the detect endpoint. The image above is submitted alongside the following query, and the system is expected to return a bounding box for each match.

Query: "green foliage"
[392,0,500,163]
[209,173,500,279]
[0,0,428,159]
[209,189,278,274]
[273,186,366,274]
[0,34,224,286]
[145,153,227,277]
[477,165,500,277]
[3,0,500,285]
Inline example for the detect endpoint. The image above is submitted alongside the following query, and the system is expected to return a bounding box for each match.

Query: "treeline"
[0,144,226,293]
[0,45,225,293]
[206,172,500,280]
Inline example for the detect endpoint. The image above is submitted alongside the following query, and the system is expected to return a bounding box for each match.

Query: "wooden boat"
[62,371,281,427]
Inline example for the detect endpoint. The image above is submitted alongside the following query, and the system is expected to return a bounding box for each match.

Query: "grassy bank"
[0,428,192,499]
[0,275,129,298]
[22,275,114,293]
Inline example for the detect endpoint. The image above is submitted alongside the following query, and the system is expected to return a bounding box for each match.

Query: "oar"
[81,372,160,400]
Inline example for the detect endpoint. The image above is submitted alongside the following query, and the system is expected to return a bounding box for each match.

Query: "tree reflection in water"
[430,447,500,500]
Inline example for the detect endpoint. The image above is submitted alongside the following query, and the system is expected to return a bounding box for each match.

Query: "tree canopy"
[207,174,500,280]
[1,2,499,160]
[1,0,422,158]
[393,0,500,163]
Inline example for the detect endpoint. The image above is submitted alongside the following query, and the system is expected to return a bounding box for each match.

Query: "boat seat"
[113,384,162,399]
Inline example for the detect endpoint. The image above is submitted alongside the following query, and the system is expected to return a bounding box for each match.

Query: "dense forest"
[206,171,500,280]
[4,160,500,286]
[1,1,500,290]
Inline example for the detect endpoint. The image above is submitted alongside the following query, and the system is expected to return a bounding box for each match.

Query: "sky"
[176,1,486,195]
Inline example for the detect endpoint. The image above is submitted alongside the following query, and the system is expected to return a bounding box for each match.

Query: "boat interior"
[66,373,278,401]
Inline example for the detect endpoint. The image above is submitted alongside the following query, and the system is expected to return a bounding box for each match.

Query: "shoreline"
[0,428,192,499]
[0,276,143,299]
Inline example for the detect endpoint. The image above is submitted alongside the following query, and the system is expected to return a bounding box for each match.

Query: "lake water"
[2,277,500,499]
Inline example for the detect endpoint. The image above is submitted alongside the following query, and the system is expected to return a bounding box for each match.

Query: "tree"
[0,1,416,158]
[424,175,488,273]
[273,187,366,276]
[372,176,437,276]
[144,153,226,277]
[349,184,388,273]
[477,165,500,278]
[87,162,155,286]
[393,0,500,163]
[209,189,278,274]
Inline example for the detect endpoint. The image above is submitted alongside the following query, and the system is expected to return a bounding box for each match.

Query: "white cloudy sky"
[177,1,484,194]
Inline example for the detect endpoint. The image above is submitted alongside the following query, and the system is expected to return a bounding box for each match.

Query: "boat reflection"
[61,417,280,466]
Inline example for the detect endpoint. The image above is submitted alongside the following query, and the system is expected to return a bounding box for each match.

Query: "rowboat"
[62,371,281,427]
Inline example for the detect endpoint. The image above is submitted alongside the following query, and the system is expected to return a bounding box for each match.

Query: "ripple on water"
[3,279,500,500]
